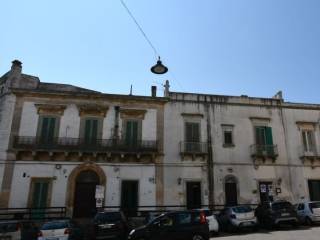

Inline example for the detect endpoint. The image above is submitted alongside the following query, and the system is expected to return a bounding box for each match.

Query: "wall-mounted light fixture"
[55,164,62,170]
[177,177,182,185]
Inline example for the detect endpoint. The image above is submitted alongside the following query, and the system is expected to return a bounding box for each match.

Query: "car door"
[173,212,193,240]
[148,214,176,240]
[296,203,305,221]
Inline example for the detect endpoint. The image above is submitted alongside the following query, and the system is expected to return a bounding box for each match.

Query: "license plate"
[281,213,290,217]
[99,224,112,229]
[242,222,252,226]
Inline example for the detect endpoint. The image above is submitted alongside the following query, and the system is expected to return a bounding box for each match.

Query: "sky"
[1,0,320,103]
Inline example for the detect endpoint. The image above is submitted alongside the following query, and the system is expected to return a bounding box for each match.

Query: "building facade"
[1,60,320,217]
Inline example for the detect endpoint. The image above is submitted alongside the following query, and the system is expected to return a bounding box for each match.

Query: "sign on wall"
[95,185,105,199]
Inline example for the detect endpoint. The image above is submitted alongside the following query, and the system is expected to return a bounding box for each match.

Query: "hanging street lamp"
[151,57,168,74]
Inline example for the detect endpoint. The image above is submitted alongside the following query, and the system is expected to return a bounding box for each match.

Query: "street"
[210,225,320,240]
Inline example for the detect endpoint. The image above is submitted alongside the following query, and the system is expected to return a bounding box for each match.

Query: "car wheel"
[192,234,205,240]
[305,217,313,226]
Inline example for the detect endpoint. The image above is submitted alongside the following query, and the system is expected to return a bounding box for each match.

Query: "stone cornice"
[35,104,66,115]
[181,113,204,118]
[77,105,109,117]
[120,108,147,119]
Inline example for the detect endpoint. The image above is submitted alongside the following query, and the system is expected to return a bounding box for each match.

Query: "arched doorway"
[73,170,99,218]
[225,175,238,206]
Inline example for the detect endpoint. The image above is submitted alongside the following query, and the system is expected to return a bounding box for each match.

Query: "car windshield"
[232,206,252,213]
[41,221,68,230]
[94,212,122,223]
[272,202,292,211]
[309,202,320,209]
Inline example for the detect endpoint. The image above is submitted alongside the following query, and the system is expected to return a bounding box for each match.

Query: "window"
[222,125,234,147]
[297,204,305,211]
[185,122,200,152]
[37,116,59,144]
[255,126,274,156]
[302,130,315,153]
[29,178,52,218]
[0,86,4,94]
[255,126,273,146]
[84,118,98,144]
[185,122,200,142]
[124,120,140,146]
[176,213,192,225]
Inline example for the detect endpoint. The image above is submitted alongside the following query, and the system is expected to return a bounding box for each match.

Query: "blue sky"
[1,0,320,103]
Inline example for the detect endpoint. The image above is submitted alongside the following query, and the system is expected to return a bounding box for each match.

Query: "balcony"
[299,146,320,165]
[250,144,278,161]
[12,136,158,161]
[180,141,208,160]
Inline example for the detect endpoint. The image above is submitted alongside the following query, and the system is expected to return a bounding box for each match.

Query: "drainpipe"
[114,106,120,140]
[205,103,214,208]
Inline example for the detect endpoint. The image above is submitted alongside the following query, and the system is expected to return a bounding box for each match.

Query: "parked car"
[128,210,210,240]
[217,206,257,232]
[37,219,83,240]
[91,211,129,240]
[0,220,38,240]
[194,209,219,234]
[144,212,165,224]
[295,201,320,225]
[255,201,298,229]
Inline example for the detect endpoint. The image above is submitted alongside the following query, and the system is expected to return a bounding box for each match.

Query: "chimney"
[151,86,157,97]
[11,60,22,74]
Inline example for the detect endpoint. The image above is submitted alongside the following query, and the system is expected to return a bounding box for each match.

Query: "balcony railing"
[13,136,158,153]
[299,146,319,159]
[250,144,278,159]
[180,141,208,154]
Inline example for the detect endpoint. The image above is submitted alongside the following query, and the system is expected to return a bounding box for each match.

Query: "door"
[185,122,200,152]
[121,180,139,216]
[73,170,100,218]
[84,119,98,145]
[186,182,201,209]
[308,180,320,201]
[125,121,139,148]
[31,180,50,219]
[259,182,274,203]
[39,117,57,145]
[225,176,238,206]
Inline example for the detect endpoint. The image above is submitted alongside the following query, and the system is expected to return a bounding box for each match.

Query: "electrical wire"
[120,0,160,59]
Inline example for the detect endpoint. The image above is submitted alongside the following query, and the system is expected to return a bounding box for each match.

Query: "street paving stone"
[210,226,320,240]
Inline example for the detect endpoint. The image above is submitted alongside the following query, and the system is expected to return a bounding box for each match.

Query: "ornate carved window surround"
[35,104,66,116]
[77,105,109,117]
[120,108,147,120]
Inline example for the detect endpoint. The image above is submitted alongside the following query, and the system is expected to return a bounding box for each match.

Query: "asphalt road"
[211,225,320,240]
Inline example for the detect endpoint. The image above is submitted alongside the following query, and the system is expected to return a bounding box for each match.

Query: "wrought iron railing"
[180,141,208,154]
[250,144,278,158]
[13,136,158,152]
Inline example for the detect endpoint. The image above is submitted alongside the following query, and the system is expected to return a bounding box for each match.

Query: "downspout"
[114,106,120,140]
[205,103,214,207]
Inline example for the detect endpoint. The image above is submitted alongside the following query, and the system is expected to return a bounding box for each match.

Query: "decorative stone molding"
[77,104,108,117]
[181,113,204,118]
[35,104,66,115]
[296,121,317,130]
[120,108,147,119]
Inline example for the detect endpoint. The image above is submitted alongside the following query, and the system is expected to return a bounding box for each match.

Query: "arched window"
[225,175,238,206]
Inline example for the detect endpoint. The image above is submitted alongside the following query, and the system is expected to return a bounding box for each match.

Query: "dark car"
[128,210,210,240]
[91,211,129,240]
[255,201,298,228]
[0,220,38,240]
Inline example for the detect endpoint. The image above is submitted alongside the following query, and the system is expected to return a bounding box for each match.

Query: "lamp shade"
[151,58,168,74]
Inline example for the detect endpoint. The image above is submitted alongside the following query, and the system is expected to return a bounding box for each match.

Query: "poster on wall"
[95,185,105,199]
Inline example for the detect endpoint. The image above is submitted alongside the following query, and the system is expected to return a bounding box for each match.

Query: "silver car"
[295,201,320,225]
[218,206,257,231]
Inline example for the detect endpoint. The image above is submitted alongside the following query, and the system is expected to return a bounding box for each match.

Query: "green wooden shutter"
[185,123,193,142]
[265,127,274,156]
[31,181,49,219]
[40,117,49,141]
[40,117,56,143]
[125,121,133,146]
[192,123,200,142]
[84,119,98,144]
[48,118,56,143]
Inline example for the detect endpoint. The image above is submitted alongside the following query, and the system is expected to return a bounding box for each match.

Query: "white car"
[295,201,320,225]
[37,219,83,240]
[218,206,257,231]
